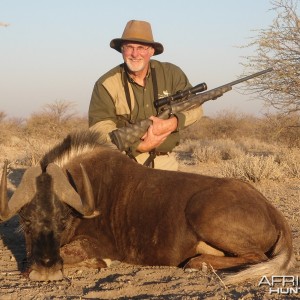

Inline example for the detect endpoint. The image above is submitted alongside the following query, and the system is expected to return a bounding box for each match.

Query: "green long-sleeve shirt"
[89,59,202,155]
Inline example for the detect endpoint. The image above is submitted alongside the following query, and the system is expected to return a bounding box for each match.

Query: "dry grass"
[182,110,300,147]
[186,138,244,163]
[179,138,300,182]
[1,104,299,183]
[220,154,284,182]
[0,101,87,167]
[278,148,300,178]
[178,110,300,182]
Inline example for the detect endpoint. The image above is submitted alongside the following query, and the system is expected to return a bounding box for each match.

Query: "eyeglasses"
[122,44,150,54]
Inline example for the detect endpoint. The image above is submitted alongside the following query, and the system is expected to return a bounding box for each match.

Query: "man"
[89,20,203,170]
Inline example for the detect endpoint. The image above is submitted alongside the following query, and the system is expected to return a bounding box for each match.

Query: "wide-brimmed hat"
[110,20,164,55]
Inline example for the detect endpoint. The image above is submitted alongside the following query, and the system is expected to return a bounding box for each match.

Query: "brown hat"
[110,20,164,55]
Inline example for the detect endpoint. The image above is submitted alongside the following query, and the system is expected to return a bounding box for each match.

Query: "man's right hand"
[136,116,176,153]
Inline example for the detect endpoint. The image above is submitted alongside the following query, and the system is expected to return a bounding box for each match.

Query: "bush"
[182,111,259,141]
[182,110,300,148]
[220,154,285,182]
[1,101,88,166]
[0,116,24,145]
[253,112,300,148]
[278,148,300,179]
[191,139,244,163]
[25,113,87,140]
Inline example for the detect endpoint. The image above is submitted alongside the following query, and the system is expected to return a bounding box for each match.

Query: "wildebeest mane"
[40,130,105,171]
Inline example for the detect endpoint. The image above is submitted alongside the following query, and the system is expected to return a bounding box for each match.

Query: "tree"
[42,100,77,123]
[242,0,300,115]
[25,100,85,140]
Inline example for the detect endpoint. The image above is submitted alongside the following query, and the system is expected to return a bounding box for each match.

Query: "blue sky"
[1,0,281,118]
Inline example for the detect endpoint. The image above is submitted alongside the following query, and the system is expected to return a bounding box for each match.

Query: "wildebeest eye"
[55,217,67,231]
[23,220,32,232]
[20,216,31,226]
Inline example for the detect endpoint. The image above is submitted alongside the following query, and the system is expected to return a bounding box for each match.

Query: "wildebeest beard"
[19,172,70,281]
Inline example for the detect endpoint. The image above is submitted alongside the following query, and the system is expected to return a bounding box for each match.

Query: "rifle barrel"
[222,68,273,88]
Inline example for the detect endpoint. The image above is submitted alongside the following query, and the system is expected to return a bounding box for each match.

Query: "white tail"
[223,228,295,285]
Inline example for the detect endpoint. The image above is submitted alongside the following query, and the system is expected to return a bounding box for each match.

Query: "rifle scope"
[154,82,207,109]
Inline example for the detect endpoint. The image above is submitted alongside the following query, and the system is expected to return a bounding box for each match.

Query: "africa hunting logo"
[258,275,299,295]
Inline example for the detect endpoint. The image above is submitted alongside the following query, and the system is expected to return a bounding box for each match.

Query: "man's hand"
[150,116,177,135]
[136,116,178,153]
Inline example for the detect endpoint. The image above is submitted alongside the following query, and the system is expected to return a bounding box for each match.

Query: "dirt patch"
[0,157,299,299]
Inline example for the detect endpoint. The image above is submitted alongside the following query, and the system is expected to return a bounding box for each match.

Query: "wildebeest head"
[0,161,99,281]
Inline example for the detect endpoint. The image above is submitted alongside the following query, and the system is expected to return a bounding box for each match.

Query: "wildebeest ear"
[46,163,99,218]
[0,164,42,220]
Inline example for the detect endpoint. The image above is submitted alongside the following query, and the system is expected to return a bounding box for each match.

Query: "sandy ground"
[0,152,299,299]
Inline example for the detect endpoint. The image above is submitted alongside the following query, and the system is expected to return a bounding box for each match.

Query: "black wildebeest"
[0,131,294,284]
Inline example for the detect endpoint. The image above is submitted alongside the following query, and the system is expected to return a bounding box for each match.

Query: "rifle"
[109,68,273,151]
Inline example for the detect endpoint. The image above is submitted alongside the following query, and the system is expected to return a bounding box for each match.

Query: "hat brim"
[110,38,164,55]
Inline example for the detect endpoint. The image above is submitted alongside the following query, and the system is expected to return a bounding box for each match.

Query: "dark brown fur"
[3,131,295,283]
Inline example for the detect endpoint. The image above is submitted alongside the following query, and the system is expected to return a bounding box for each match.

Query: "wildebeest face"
[1,160,98,281]
[19,172,71,281]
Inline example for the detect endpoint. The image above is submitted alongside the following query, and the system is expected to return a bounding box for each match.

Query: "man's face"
[121,42,155,73]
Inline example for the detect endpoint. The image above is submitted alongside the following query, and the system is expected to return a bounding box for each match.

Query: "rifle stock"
[109,68,273,151]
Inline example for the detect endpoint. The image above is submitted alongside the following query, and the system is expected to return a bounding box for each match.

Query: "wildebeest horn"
[46,163,99,218]
[0,161,42,221]
[0,160,9,220]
